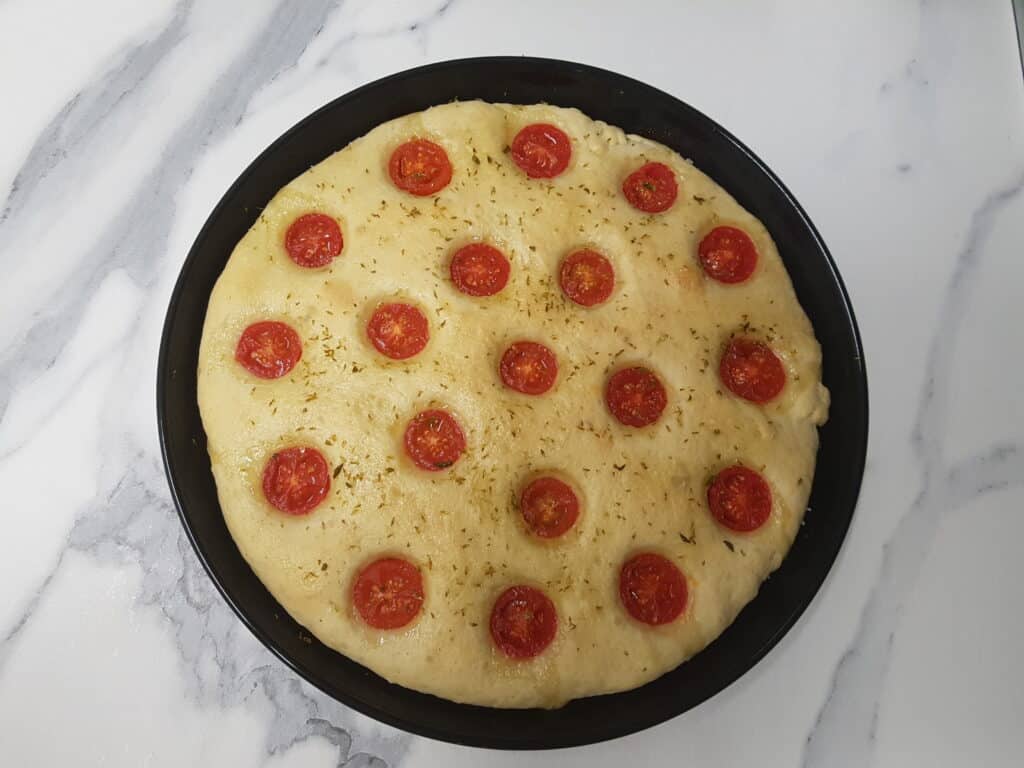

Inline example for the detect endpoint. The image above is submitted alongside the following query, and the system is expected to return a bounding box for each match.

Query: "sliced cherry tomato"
[559,249,615,307]
[708,465,773,532]
[605,366,667,427]
[719,337,786,403]
[388,139,452,196]
[235,321,302,379]
[520,476,580,538]
[619,553,688,626]
[261,446,330,515]
[698,226,759,283]
[489,585,558,659]
[403,409,466,471]
[510,123,572,178]
[352,557,424,630]
[622,162,678,213]
[367,303,429,360]
[499,341,558,395]
[450,243,510,296]
[284,213,343,268]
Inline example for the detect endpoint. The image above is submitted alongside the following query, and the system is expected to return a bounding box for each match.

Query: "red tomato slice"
[489,585,558,659]
[499,341,558,395]
[622,162,678,213]
[450,243,510,296]
[698,226,759,283]
[261,446,330,515]
[708,465,773,532]
[284,213,343,268]
[510,123,572,178]
[235,321,302,379]
[366,303,429,360]
[403,409,466,471]
[719,337,786,403]
[619,553,687,626]
[388,139,452,196]
[559,249,615,307]
[352,557,424,630]
[605,366,667,427]
[520,476,580,538]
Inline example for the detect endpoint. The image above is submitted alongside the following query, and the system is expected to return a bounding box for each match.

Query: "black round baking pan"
[157,56,868,749]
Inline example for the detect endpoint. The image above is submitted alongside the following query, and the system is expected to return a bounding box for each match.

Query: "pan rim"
[157,55,868,750]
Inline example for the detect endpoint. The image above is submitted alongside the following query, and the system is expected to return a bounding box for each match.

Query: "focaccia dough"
[198,101,829,708]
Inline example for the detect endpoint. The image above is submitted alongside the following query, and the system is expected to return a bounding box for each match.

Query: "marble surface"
[1,0,1022,765]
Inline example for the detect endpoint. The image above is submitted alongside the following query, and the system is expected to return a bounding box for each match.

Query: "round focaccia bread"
[197,100,829,708]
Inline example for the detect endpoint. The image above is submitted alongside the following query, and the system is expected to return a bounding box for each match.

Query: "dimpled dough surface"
[197,101,829,708]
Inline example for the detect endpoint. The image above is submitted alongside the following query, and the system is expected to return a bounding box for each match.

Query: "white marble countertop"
[2,1,1023,765]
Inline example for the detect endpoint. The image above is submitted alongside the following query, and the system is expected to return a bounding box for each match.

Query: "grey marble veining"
[0,0,339,422]
[804,170,1024,768]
